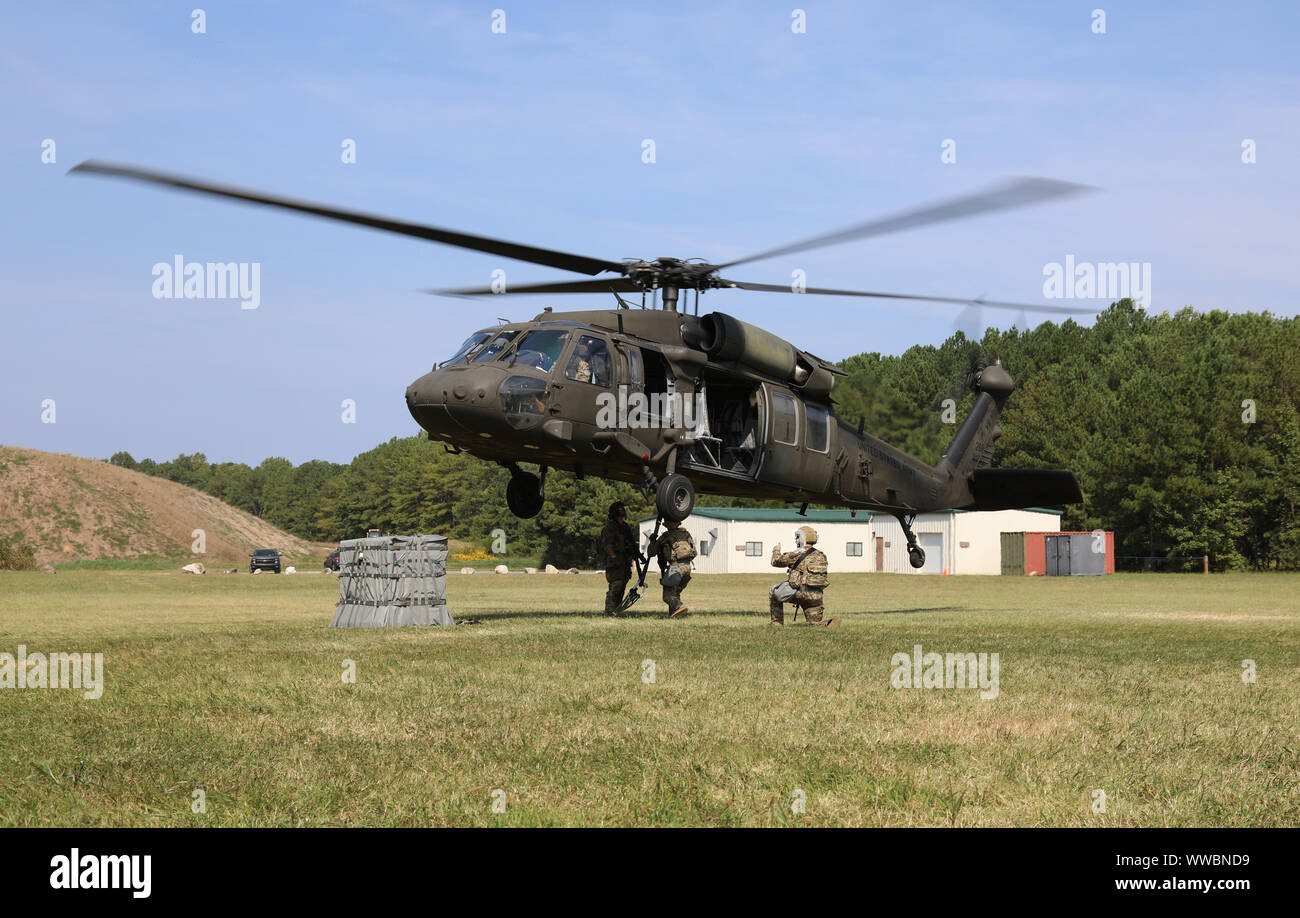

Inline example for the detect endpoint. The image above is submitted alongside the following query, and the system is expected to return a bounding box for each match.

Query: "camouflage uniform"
[648,524,695,615]
[601,518,636,613]
[770,536,830,625]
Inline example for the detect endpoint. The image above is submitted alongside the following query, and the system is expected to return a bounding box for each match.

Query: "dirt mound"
[0,446,327,564]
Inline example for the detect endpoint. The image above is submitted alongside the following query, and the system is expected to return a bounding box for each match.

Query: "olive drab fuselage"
[72,161,1088,529]
[405,307,1014,516]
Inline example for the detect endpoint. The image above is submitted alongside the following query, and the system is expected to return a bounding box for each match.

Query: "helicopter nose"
[405,371,453,434]
[405,372,441,409]
[406,366,514,438]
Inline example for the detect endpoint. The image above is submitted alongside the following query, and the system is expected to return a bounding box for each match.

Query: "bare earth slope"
[0,445,323,564]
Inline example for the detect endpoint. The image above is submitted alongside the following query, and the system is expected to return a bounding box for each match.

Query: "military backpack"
[662,529,697,564]
[790,548,829,589]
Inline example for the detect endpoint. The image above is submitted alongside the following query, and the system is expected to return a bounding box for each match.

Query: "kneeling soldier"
[649,520,695,617]
[770,525,836,627]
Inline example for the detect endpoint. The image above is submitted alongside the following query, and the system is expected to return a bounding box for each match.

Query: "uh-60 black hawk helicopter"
[73,161,1091,573]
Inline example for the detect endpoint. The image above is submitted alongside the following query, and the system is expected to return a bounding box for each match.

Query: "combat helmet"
[795,525,818,546]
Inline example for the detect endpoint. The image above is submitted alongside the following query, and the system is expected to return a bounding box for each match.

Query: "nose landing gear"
[505,462,546,519]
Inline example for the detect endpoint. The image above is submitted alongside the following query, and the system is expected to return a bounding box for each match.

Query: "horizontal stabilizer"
[967,468,1083,510]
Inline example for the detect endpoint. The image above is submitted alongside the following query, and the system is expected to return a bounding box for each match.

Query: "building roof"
[950,506,1064,516]
[641,508,871,524]
[638,505,1064,524]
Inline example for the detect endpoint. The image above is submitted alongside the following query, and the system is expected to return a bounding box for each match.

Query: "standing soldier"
[601,502,637,615]
[769,525,837,627]
[648,520,695,617]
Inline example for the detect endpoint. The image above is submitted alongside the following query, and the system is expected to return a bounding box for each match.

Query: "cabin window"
[472,330,519,363]
[846,542,863,557]
[771,391,799,446]
[564,335,612,387]
[806,403,829,453]
[745,541,763,557]
[511,329,569,372]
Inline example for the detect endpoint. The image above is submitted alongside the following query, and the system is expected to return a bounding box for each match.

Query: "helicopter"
[71,161,1091,569]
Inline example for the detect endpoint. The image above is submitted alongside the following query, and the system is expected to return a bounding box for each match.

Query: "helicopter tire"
[506,472,544,519]
[656,473,694,523]
[908,546,926,569]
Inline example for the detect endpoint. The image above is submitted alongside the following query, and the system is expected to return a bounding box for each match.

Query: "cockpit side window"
[512,329,570,373]
[564,335,612,387]
[441,331,491,366]
[471,329,519,362]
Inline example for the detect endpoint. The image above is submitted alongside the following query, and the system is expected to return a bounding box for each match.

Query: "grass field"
[0,570,1296,827]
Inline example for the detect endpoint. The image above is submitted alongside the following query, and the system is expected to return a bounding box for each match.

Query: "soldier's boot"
[770,597,785,625]
[806,605,839,627]
[671,574,691,617]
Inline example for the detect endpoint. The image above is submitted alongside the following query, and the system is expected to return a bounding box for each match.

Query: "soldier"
[721,389,760,471]
[648,520,695,617]
[769,525,837,627]
[600,501,637,615]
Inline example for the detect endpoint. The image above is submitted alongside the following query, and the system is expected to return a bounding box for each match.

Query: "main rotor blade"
[69,160,625,277]
[714,177,1093,270]
[719,279,1100,315]
[425,278,644,297]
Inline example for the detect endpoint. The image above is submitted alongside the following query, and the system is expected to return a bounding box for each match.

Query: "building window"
[699,539,712,557]
[745,541,763,557]
[846,542,863,557]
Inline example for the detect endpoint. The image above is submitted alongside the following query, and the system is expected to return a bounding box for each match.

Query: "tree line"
[109,301,1300,570]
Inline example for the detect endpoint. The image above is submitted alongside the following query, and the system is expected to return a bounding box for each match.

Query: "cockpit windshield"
[511,329,570,373]
[442,332,491,366]
[472,330,520,363]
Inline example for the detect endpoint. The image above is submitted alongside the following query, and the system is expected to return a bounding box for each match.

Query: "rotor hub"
[622,258,720,293]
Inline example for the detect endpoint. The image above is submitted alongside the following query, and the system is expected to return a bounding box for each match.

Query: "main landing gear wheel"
[908,546,926,569]
[506,472,544,519]
[656,473,694,523]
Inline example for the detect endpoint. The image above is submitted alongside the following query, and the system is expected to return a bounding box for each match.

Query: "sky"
[2,1,1297,465]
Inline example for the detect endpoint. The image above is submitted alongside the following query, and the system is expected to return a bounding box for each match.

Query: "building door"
[875,537,884,572]
[1045,535,1070,575]
[918,532,943,574]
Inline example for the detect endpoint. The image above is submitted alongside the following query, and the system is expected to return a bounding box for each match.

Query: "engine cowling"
[683,312,836,397]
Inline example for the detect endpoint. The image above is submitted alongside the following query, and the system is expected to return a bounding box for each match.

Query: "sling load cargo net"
[330,534,454,628]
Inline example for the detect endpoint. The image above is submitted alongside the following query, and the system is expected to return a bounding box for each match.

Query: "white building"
[638,507,1062,575]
